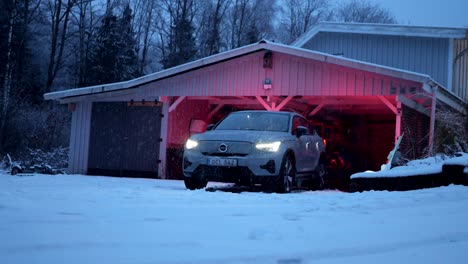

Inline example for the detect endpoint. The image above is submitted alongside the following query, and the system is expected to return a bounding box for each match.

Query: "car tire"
[310,157,326,190]
[276,154,295,193]
[184,176,207,190]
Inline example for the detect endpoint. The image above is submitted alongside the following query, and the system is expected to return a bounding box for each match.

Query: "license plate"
[208,158,237,167]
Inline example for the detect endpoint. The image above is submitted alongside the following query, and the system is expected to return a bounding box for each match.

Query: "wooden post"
[428,87,438,156]
[395,99,402,144]
[158,100,169,179]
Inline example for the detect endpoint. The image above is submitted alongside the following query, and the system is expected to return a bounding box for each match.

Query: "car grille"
[202,152,248,157]
[198,140,252,156]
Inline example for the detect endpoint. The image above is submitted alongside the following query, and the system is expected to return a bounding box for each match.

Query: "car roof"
[231,110,300,116]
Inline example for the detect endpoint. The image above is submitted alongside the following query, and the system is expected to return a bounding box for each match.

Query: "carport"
[44,40,464,178]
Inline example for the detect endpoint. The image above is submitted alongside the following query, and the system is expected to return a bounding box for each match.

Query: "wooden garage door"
[87,102,162,178]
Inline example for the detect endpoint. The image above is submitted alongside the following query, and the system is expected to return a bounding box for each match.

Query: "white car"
[183,110,326,192]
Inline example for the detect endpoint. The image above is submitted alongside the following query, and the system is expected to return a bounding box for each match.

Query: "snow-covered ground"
[1,170,468,264]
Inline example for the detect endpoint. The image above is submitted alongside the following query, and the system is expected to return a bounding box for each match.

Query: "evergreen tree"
[116,5,139,80]
[86,5,139,86]
[161,0,197,69]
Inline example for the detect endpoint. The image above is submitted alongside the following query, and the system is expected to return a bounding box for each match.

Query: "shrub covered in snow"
[11,147,69,169]
[434,104,468,155]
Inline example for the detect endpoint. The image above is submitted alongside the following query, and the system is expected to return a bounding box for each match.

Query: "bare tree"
[197,0,231,56]
[225,0,276,49]
[0,0,18,146]
[129,0,167,74]
[70,0,97,87]
[1,0,42,151]
[45,0,77,92]
[278,0,331,44]
[334,0,396,24]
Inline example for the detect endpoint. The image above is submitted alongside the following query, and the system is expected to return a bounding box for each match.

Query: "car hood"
[190,130,292,143]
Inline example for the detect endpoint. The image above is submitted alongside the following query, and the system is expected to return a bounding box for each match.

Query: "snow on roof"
[292,22,468,47]
[43,40,464,110]
[351,153,468,179]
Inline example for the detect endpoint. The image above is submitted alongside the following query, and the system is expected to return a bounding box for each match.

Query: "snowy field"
[1,172,468,264]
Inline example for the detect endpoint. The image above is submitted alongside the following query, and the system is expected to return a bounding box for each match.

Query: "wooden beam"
[208,99,260,105]
[274,96,294,111]
[377,96,397,114]
[255,96,272,110]
[207,104,225,120]
[169,96,186,112]
[306,97,383,105]
[188,96,219,100]
[397,95,430,116]
[308,103,324,116]
[159,96,169,103]
[127,101,162,107]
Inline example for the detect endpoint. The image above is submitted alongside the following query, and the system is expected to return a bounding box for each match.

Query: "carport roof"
[43,40,465,111]
[291,22,468,47]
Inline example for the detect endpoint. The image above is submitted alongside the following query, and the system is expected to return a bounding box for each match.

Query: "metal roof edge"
[292,22,468,48]
[44,41,269,101]
[426,80,467,113]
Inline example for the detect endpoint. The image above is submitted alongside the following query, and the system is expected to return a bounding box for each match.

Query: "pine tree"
[86,5,139,86]
[116,4,139,80]
[161,0,197,69]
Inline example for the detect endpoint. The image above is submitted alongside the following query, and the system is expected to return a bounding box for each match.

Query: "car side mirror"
[296,126,308,137]
[206,124,215,131]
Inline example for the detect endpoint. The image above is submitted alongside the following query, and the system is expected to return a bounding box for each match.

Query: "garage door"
[87,102,162,178]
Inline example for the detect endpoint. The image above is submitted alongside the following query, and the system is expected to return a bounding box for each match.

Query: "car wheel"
[184,177,197,190]
[276,154,295,193]
[184,176,207,190]
[310,158,326,190]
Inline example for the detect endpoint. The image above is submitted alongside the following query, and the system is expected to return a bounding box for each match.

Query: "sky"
[372,0,468,27]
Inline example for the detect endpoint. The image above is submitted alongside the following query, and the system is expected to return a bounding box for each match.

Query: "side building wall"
[453,39,468,103]
[304,32,450,88]
[68,102,92,174]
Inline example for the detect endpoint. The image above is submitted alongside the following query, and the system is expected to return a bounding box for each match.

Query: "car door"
[298,117,317,173]
[308,127,323,170]
[291,116,307,173]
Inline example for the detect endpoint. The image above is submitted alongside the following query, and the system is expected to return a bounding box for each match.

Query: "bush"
[14,147,69,169]
[434,105,468,155]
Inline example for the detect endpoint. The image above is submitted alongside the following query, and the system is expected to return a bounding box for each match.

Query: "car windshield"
[215,112,290,132]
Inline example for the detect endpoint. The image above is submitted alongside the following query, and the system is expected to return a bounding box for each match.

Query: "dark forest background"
[0,0,397,161]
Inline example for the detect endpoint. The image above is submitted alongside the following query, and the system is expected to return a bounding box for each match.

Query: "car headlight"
[185,139,198,149]
[256,141,281,152]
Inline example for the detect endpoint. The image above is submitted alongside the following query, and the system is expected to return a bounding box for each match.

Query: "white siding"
[453,39,468,102]
[68,102,92,174]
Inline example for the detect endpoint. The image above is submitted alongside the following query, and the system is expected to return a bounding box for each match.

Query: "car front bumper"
[183,150,284,181]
